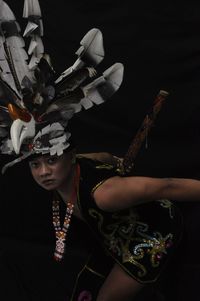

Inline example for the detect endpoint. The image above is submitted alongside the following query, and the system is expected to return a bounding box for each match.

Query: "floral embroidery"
[89,207,174,279]
[89,208,148,276]
[134,222,173,267]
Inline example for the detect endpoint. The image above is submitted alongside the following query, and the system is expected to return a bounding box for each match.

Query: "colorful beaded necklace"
[52,164,80,261]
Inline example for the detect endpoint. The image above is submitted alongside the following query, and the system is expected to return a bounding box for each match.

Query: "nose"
[39,163,52,177]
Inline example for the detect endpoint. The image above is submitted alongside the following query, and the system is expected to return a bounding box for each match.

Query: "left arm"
[93,176,200,211]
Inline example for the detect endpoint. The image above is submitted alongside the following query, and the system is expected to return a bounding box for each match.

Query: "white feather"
[28,36,44,56]
[23,21,38,37]
[77,28,104,65]
[27,35,44,70]
[5,35,34,84]
[0,1,15,20]
[23,0,44,68]
[0,1,35,92]
[23,0,42,18]
[0,35,20,95]
[55,28,104,84]
[0,0,3,14]
[80,63,124,107]
[47,63,124,119]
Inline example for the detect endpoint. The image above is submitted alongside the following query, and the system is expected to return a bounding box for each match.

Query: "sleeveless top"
[76,157,182,287]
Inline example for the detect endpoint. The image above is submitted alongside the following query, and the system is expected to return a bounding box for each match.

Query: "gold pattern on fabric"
[95,163,114,170]
[159,199,174,218]
[88,207,174,279]
[85,266,105,278]
[77,158,182,283]
[95,161,124,174]
[88,208,148,277]
[91,180,107,194]
[134,222,173,268]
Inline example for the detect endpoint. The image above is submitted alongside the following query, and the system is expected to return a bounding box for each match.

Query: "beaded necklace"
[52,164,80,261]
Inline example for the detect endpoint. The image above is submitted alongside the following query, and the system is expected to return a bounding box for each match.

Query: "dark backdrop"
[1,1,200,300]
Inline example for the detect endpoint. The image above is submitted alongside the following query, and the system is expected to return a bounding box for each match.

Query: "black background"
[1,1,200,300]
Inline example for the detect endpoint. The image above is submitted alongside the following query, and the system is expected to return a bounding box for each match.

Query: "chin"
[40,182,59,191]
[42,186,55,191]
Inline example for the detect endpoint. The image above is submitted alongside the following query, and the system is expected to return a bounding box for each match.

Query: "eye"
[47,156,58,164]
[29,161,39,169]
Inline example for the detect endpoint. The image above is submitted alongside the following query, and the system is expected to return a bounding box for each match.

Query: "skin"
[29,151,200,301]
[29,151,76,199]
[94,175,200,212]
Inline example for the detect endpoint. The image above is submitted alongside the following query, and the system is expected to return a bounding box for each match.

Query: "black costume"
[78,158,183,284]
[0,157,182,300]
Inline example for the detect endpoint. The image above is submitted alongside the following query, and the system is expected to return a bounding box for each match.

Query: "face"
[29,152,74,191]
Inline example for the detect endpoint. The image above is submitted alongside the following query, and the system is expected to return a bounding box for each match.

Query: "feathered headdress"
[0,0,124,173]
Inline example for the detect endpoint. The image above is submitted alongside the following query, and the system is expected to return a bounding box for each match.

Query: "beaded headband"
[0,0,124,172]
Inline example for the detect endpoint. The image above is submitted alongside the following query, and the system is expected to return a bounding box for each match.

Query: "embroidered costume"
[31,157,181,300]
[77,157,182,285]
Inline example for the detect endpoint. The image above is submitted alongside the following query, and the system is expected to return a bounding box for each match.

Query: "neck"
[57,164,77,203]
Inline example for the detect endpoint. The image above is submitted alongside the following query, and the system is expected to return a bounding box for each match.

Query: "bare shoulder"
[93,176,134,211]
[93,176,171,211]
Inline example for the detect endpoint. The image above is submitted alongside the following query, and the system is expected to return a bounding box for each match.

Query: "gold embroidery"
[88,208,148,276]
[134,222,173,267]
[159,199,174,218]
[89,208,174,279]
[85,266,105,278]
[95,163,114,170]
[91,180,107,194]
[122,250,147,277]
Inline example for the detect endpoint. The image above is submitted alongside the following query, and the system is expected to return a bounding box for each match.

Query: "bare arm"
[93,176,200,211]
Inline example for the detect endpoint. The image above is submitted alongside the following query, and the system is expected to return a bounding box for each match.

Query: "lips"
[42,179,55,186]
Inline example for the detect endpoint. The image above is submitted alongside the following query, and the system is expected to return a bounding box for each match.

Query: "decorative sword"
[120,90,169,175]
